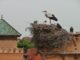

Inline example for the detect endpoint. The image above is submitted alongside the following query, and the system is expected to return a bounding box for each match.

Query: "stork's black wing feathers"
[51,14,58,21]
[57,23,62,29]
[70,27,74,32]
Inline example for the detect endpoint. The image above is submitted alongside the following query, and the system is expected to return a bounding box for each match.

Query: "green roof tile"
[0,19,21,36]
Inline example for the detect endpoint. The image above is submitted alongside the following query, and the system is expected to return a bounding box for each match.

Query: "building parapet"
[0,48,23,53]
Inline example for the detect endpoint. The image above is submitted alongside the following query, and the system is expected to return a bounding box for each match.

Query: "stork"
[70,27,74,33]
[57,23,62,29]
[42,10,58,24]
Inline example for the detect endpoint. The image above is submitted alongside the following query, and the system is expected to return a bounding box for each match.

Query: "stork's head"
[42,10,47,13]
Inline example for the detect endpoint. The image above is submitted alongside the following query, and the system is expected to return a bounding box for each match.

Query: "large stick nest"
[30,24,72,50]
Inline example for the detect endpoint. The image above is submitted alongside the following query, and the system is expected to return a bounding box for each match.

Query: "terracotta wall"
[0,36,23,60]
[0,36,17,48]
[0,40,17,48]
[43,36,80,60]
[45,55,62,60]
[46,55,80,60]
[52,36,80,52]
[0,53,23,60]
[66,37,80,52]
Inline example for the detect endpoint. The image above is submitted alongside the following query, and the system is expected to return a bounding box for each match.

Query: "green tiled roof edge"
[0,19,21,36]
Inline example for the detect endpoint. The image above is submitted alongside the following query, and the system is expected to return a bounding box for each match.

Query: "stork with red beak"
[42,10,58,24]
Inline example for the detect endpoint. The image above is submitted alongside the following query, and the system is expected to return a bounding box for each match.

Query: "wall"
[0,53,23,60]
[0,36,17,48]
[43,34,80,60]
[0,36,23,60]
[45,55,62,60]
[66,36,80,52]
[0,48,23,60]
[45,55,80,60]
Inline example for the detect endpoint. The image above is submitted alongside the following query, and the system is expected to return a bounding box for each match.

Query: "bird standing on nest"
[42,10,58,24]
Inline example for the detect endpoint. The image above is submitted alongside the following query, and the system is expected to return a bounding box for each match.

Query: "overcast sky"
[0,0,80,37]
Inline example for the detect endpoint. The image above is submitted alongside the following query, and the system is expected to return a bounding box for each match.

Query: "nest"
[30,24,72,51]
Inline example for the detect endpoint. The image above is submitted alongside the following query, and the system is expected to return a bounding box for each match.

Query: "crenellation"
[0,48,23,53]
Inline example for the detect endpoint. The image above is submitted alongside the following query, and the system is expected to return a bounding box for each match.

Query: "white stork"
[42,10,58,24]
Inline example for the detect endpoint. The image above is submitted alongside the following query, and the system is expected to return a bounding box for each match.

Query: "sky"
[0,0,80,37]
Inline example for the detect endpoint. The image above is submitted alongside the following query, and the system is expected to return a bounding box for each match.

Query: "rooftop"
[0,18,21,36]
